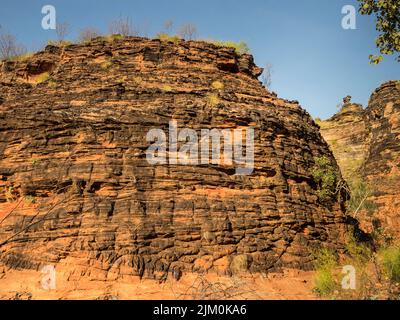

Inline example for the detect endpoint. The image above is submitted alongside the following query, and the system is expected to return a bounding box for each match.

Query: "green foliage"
[156,33,181,43]
[314,270,336,296]
[315,120,331,130]
[369,55,384,64]
[347,179,378,216]
[372,225,395,247]
[313,248,338,295]
[47,40,58,46]
[109,34,125,41]
[358,0,400,63]
[47,40,73,47]
[312,237,400,298]
[379,246,400,282]
[311,156,339,203]
[346,234,373,265]
[96,34,125,42]
[34,72,50,84]
[314,248,338,270]
[211,40,250,55]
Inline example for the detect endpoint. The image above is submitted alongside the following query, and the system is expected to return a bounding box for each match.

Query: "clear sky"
[1,0,399,119]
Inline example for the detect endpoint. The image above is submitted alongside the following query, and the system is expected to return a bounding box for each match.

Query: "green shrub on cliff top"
[211,40,250,55]
[156,33,181,43]
[47,40,73,47]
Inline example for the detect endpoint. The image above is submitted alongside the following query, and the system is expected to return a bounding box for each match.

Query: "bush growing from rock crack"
[312,156,339,203]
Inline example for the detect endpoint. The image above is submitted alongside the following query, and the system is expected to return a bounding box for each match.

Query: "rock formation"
[0,37,349,281]
[319,81,400,236]
[317,101,368,181]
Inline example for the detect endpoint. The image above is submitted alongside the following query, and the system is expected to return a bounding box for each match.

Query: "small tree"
[178,23,198,40]
[163,20,174,34]
[0,30,26,60]
[56,22,70,42]
[109,16,138,37]
[261,63,273,89]
[78,27,101,43]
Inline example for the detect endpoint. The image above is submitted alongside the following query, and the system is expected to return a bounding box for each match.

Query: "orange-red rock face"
[0,37,348,281]
[317,103,368,181]
[319,81,400,237]
[362,81,400,236]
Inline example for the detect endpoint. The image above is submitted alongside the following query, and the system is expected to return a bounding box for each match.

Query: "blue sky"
[0,0,399,119]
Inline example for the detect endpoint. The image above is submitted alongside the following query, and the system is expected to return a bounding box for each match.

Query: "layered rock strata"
[0,37,349,280]
[319,81,400,236]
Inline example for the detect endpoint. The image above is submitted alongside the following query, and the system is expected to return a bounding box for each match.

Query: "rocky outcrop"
[319,81,400,236]
[0,37,349,281]
[317,101,368,181]
[362,81,400,236]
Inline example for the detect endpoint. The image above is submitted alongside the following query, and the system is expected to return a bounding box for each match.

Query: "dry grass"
[176,273,259,300]
[211,80,224,90]
[210,40,250,55]
[133,76,142,85]
[9,52,33,62]
[156,33,181,43]
[100,61,113,69]
[162,84,172,92]
[30,72,50,84]
[207,93,220,106]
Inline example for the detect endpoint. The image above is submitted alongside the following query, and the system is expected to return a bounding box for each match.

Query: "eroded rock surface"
[319,81,400,236]
[0,37,348,281]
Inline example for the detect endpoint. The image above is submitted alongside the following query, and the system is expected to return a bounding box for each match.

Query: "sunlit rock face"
[0,37,348,281]
[319,81,400,237]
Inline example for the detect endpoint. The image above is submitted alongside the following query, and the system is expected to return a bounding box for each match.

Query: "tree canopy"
[358,0,400,63]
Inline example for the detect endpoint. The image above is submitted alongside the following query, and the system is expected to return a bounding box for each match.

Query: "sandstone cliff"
[319,81,400,237]
[0,37,349,282]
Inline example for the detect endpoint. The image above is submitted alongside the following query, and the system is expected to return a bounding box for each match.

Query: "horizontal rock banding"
[0,37,348,280]
[319,81,400,237]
